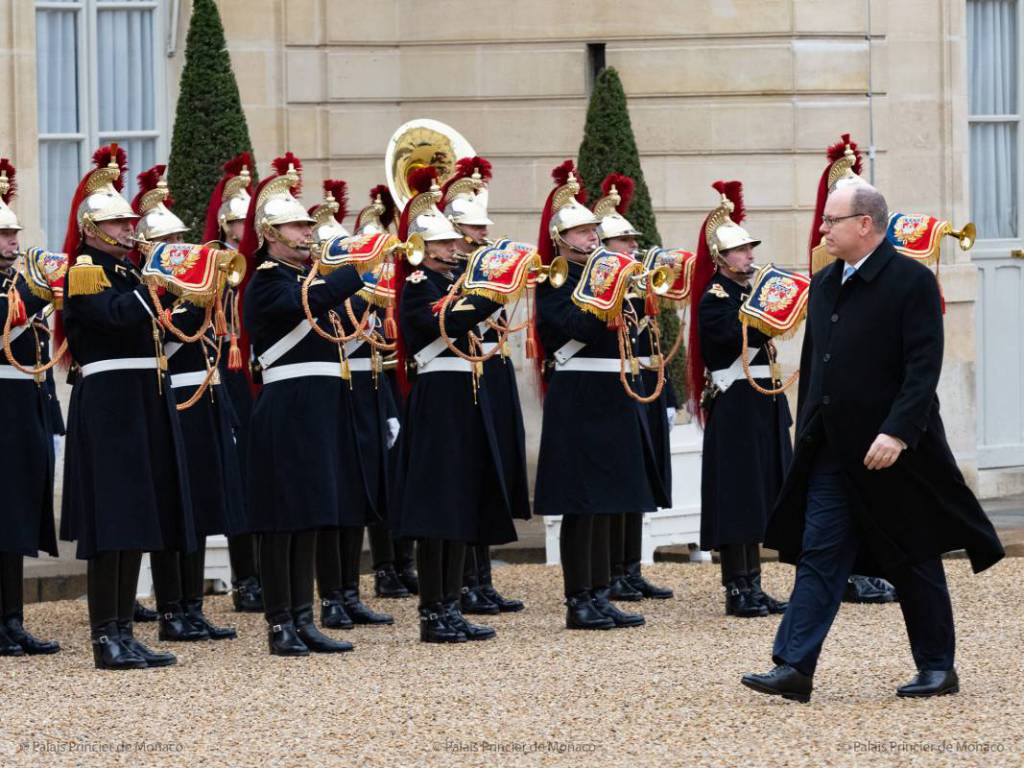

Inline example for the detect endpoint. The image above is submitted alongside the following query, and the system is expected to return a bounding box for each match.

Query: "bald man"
[742,184,1003,702]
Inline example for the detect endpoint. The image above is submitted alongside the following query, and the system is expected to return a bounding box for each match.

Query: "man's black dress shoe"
[896,668,959,698]
[741,664,813,703]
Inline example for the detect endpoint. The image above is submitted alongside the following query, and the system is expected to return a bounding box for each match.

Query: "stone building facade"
[3,0,1018,495]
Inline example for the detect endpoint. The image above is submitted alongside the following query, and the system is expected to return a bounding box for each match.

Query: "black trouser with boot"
[719,542,761,586]
[609,513,644,576]
[560,516,612,597]
[416,538,465,608]
[367,524,394,571]
[316,527,365,597]
[150,544,207,609]
[261,531,316,624]
[228,534,259,583]
[0,553,24,622]
[87,550,144,629]
[463,545,493,588]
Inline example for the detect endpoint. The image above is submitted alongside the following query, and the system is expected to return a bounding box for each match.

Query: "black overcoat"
[337,294,399,524]
[243,258,377,533]
[765,240,1004,574]
[393,268,516,545]
[0,272,58,556]
[478,310,532,521]
[697,274,793,549]
[638,321,677,505]
[166,304,247,538]
[533,259,669,517]
[60,245,196,559]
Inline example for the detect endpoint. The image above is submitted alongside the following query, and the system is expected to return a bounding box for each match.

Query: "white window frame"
[35,0,168,196]
[967,0,1024,252]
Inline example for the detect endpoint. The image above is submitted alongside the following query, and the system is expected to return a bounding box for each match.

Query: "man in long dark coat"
[742,183,1004,703]
[0,160,60,657]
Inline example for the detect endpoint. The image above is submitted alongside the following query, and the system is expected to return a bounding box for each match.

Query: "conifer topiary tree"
[578,67,686,402]
[167,0,255,240]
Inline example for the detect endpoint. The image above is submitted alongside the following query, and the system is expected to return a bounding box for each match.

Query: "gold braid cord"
[639,308,684,371]
[740,322,799,396]
[344,299,395,352]
[617,317,666,404]
[149,284,214,343]
[3,276,67,376]
[436,273,509,364]
[300,260,369,344]
[175,335,223,412]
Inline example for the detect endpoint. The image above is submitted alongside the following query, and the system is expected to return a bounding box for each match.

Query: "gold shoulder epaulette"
[257,260,277,271]
[709,283,729,299]
[67,256,112,297]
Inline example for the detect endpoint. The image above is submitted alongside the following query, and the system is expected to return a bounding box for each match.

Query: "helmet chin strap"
[455,224,488,248]
[265,224,311,254]
[84,217,130,249]
[553,230,593,257]
[713,250,754,278]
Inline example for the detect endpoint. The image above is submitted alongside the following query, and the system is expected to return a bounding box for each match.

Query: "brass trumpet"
[946,221,976,251]
[388,232,425,266]
[529,255,568,289]
[218,248,247,288]
[628,265,673,296]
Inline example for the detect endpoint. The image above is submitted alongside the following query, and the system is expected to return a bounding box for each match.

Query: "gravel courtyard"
[0,559,1020,767]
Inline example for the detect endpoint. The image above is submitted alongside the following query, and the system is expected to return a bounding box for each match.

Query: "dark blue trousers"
[772,462,956,677]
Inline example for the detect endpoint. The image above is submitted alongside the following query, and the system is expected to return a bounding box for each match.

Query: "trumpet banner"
[571,247,643,322]
[462,239,537,304]
[319,231,395,275]
[738,263,811,339]
[886,213,949,264]
[21,247,68,306]
[642,247,696,304]
[358,261,397,307]
[140,242,227,305]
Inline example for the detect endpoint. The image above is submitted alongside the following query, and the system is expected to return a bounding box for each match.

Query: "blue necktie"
[841,263,855,285]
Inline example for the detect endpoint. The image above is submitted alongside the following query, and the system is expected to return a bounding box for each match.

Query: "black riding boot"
[720,544,767,618]
[475,545,524,612]
[1,553,59,654]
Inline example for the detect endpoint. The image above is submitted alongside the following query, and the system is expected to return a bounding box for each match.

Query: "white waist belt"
[347,358,375,373]
[170,369,219,389]
[418,357,474,375]
[711,362,771,392]
[554,357,621,373]
[262,361,344,385]
[480,342,499,355]
[80,358,159,378]
[0,364,35,381]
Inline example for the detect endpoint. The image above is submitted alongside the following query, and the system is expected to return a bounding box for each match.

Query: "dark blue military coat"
[165,304,247,538]
[243,256,375,533]
[0,270,58,556]
[697,273,793,550]
[60,245,196,559]
[534,259,669,517]
[394,267,516,545]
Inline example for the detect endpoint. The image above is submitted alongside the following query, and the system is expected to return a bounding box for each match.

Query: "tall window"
[968,0,1020,241]
[35,0,165,250]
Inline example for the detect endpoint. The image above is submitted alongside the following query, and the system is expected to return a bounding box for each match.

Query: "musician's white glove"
[386,417,401,449]
[666,407,677,432]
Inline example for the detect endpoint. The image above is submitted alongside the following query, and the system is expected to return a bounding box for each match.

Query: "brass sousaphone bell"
[385,118,476,260]
[385,119,476,213]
